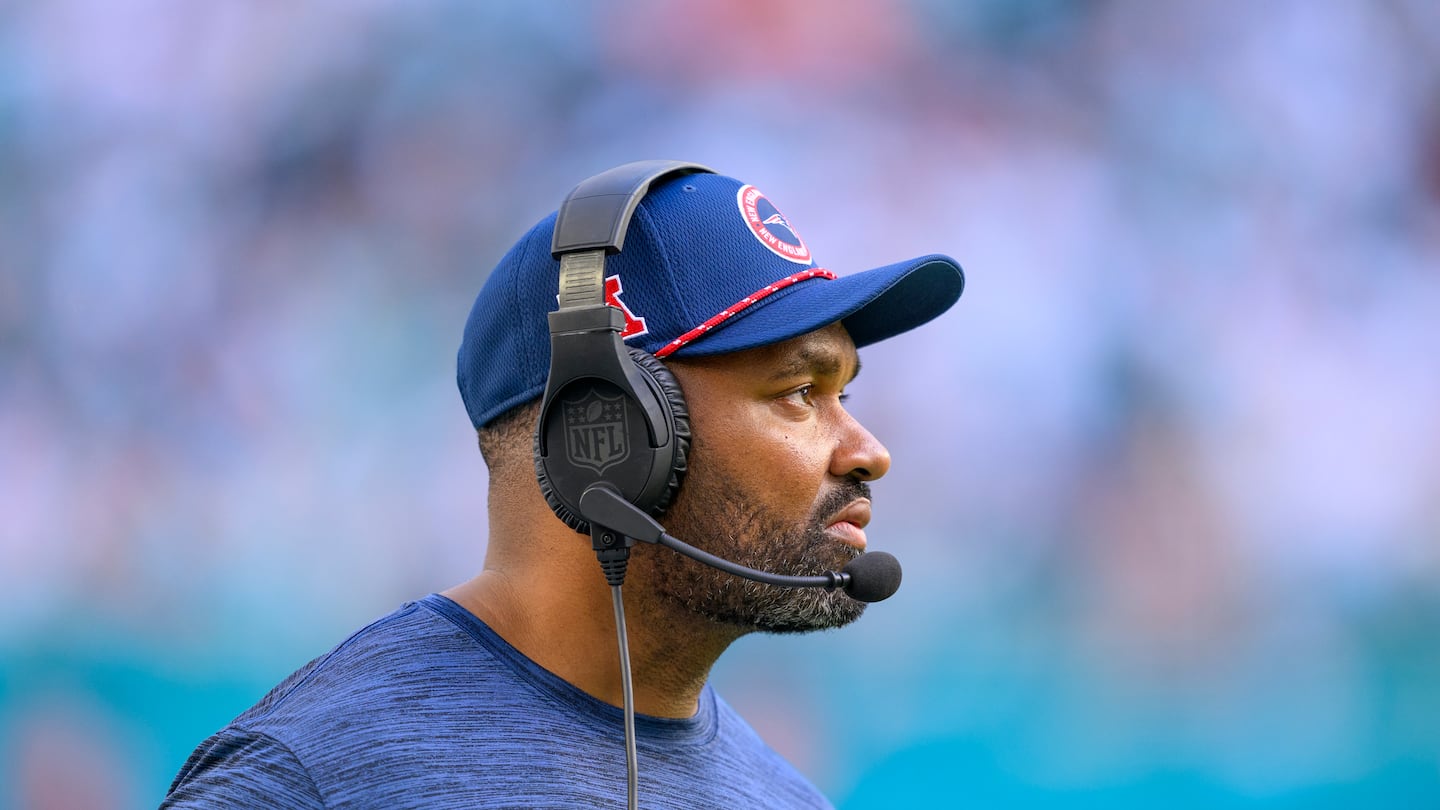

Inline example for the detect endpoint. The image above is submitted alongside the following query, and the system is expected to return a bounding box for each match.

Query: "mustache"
[810,479,873,526]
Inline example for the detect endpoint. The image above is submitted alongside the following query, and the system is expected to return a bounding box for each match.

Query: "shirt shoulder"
[167,598,498,807]
[161,726,323,809]
[233,599,475,733]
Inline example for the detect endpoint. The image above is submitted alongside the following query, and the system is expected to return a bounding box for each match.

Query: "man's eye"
[782,385,814,406]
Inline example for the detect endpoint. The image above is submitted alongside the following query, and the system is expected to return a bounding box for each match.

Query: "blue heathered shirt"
[162,594,832,809]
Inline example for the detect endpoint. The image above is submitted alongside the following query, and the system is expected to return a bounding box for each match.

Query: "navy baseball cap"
[458,170,964,429]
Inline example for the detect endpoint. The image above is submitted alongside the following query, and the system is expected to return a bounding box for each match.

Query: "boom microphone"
[578,484,903,603]
[836,550,903,603]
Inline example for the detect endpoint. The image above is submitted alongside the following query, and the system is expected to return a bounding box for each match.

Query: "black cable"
[610,584,639,810]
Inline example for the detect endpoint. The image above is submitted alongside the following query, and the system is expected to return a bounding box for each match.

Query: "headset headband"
[550,160,715,310]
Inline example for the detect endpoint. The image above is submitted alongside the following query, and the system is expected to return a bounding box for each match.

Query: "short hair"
[476,399,540,474]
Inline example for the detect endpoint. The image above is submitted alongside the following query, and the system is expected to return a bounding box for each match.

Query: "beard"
[646,468,871,634]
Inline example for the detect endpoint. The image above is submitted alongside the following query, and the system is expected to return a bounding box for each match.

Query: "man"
[163,165,963,808]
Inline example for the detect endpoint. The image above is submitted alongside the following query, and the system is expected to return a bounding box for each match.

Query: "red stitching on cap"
[653,268,837,358]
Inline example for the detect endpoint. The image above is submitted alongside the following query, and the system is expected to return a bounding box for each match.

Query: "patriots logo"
[736,185,812,264]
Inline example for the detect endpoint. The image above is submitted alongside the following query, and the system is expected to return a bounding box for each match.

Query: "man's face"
[650,322,892,633]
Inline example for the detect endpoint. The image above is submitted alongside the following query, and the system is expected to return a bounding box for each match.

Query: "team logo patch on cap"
[737,185,812,264]
[605,275,648,340]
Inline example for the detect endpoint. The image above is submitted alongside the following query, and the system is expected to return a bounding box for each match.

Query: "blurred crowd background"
[3,0,1439,807]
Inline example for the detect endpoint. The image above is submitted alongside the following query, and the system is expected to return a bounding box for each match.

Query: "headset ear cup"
[627,348,690,517]
[534,427,589,534]
[533,348,691,535]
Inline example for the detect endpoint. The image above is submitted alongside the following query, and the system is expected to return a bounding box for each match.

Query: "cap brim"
[665,253,965,357]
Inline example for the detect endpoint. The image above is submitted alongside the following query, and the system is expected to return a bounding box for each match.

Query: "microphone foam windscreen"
[842,551,903,602]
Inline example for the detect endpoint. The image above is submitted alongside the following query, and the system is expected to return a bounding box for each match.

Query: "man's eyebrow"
[767,347,862,383]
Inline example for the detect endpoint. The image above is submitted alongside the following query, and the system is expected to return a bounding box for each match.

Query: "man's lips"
[825,499,872,550]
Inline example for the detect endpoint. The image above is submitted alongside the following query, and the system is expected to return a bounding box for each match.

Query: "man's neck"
[443,555,740,719]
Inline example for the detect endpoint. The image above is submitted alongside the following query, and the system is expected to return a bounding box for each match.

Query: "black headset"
[533,160,716,559]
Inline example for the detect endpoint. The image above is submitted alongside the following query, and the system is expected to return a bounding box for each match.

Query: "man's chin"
[723,582,868,635]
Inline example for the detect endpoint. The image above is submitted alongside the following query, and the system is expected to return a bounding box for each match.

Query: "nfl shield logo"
[563,391,630,474]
